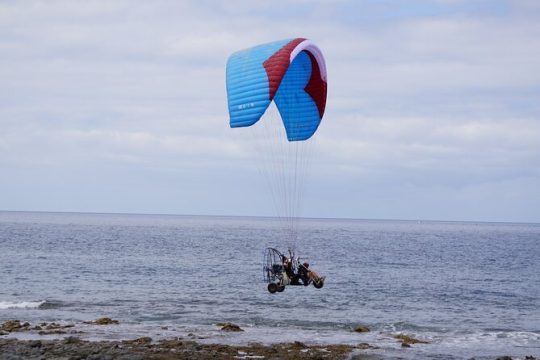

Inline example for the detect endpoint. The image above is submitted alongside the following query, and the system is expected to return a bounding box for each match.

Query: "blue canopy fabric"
[226,38,327,141]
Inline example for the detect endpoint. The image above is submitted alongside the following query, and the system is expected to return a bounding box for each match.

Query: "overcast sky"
[1,0,539,222]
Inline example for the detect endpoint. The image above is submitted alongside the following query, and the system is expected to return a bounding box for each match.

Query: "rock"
[292,341,306,348]
[496,357,512,360]
[28,340,42,348]
[118,355,144,360]
[158,339,185,349]
[84,318,119,325]
[401,342,411,348]
[1,320,19,332]
[525,356,536,360]
[353,325,370,333]
[218,322,244,332]
[64,336,81,344]
[38,329,67,335]
[131,337,152,345]
[100,318,119,325]
[357,342,377,349]
[394,333,429,345]
[0,320,32,332]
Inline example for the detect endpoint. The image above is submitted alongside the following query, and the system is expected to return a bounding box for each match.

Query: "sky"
[1,0,539,223]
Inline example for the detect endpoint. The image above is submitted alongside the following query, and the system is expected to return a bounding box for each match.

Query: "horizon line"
[1,209,538,226]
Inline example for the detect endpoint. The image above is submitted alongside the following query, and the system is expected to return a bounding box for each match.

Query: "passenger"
[298,262,311,286]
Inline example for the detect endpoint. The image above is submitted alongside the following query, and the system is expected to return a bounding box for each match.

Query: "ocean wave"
[38,300,64,309]
[0,300,46,310]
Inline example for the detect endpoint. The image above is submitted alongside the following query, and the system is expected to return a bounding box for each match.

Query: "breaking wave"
[0,301,46,310]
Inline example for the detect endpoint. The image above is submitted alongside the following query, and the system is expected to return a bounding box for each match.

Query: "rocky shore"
[0,337,368,360]
[1,320,535,360]
[0,319,377,359]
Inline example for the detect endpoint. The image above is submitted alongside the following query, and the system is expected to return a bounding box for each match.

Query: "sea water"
[0,211,539,359]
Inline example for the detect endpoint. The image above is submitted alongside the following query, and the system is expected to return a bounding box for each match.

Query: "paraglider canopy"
[226,38,327,141]
[225,38,328,247]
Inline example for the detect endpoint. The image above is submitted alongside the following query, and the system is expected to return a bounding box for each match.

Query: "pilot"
[282,255,294,279]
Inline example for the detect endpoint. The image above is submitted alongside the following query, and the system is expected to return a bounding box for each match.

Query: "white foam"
[0,301,45,310]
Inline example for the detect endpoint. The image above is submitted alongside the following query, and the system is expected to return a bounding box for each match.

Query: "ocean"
[0,211,539,359]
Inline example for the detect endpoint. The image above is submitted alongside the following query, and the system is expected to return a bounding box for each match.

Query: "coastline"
[0,319,376,359]
[2,319,537,360]
[0,337,365,360]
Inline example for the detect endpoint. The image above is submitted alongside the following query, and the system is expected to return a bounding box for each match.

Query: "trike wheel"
[267,283,278,293]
